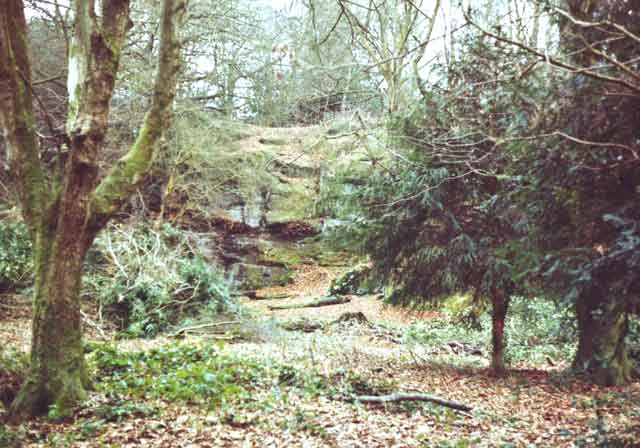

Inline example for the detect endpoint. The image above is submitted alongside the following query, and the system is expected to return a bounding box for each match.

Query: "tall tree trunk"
[9,227,94,419]
[573,296,634,386]
[1,0,187,420]
[9,140,100,419]
[490,289,510,374]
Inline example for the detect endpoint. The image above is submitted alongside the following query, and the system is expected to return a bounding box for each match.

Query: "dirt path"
[244,264,436,324]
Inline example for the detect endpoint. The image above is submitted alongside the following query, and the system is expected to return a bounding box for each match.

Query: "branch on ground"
[349,392,473,413]
[170,321,241,337]
[268,296,350,310]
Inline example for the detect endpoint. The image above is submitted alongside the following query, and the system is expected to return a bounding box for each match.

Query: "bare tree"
[337,0,441,113]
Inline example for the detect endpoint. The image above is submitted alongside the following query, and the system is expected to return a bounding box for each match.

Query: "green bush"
[0,348,28,411]
[93,343,271,406]
[329,264,377,296]
[0,220,32,293]
[84,223,235,338]
[91,343,331,411]
[502,298,576,366]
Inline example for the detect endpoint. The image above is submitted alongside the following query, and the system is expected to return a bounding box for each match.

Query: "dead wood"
[268,296,350,310]
[252,292,291,301]
[280,318,323,332]
[352,392,473,412]
[171,320,241,337]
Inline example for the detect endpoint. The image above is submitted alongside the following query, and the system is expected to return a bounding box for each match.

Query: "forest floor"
[1,264,639,447]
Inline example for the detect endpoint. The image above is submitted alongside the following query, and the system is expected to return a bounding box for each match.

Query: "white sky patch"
[257,0,298,13]
[67,51,80,104]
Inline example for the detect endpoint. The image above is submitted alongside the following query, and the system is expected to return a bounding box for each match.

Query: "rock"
[233,263,292,291]
[332,311,369,324]
[265,221,319,239]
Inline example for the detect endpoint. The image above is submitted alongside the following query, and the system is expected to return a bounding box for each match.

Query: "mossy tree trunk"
[490,288,510,374]
[573,296,634,386]
[8,227,95,417]
[0,0,187,420]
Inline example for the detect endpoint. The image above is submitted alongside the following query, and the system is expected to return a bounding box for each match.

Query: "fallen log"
[171,320,241,337]
[280,318,323,332]
[268,296,350,310]
[253,292,291,301]
[352,392,472,413]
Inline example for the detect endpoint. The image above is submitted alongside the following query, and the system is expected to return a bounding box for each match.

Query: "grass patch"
[91,342,332,411]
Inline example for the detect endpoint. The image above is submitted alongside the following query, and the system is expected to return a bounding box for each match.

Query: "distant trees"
[0,0,187,419]
[335,0,441,113]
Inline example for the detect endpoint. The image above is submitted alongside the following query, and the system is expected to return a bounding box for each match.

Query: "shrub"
[329,264,376,296]
[0,348,28,411]
[0,220,32,293]
[93,343,271,406]
[84,223,235,337]
[91,342,332,411]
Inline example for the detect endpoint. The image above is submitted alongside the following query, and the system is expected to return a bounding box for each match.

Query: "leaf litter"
[1,264,638,447]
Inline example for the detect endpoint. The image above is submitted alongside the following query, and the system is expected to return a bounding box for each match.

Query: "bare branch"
[91,0,188,224]
[32,73,65,86]
[463,9,640,94]
[553,7,640,46]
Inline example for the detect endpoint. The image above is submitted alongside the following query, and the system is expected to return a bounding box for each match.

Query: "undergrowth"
[405,297,576,367]
[90,342,338,408]
[84,223,236,338]
[92,343,269,406]
[0,348,28,413]
[0,220,32,293]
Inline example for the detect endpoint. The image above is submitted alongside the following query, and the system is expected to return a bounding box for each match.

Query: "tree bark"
[573,296,634,386]
[490,288,510,374]
[9,228,94,419]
